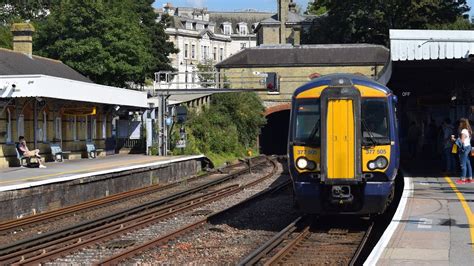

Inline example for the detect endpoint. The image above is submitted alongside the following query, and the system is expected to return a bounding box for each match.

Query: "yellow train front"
[289,74,399,215]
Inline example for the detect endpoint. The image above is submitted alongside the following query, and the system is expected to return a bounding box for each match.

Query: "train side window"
[361,98,390,144]
[293,99,321,145]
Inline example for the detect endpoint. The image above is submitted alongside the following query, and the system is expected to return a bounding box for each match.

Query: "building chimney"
[289,2,297,13]
[278,0,290,44]
[11,23,35,57]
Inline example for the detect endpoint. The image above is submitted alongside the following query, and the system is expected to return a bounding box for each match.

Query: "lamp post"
[181,59,193,89]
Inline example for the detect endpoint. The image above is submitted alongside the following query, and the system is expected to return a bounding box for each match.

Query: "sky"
[153,0,311,13]
[154,0,474,17]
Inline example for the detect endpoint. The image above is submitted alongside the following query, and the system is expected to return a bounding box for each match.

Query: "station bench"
[15,143,31,167]
[86,142,104,159]
[50,143,71,162]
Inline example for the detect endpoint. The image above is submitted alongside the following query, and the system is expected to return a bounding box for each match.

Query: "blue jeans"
[444,147,455,172]
[459,145,472,179]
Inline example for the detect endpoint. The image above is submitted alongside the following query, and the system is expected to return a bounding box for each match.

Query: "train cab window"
[361,99,390,145]
[293,99,321,145]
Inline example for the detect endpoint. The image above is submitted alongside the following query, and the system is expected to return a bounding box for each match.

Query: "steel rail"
[0,156,263,232]
[97,161,286,265]
[8,185,239,265]
[237,216,304,266]
[349,222,374,266]
[264,225,311,265]
[6,157,279,265]
[0,157,269,256]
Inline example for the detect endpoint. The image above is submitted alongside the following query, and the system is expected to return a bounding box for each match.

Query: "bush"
[171,92,266,166]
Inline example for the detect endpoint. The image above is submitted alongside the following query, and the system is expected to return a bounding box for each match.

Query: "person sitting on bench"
[17,136,47,168]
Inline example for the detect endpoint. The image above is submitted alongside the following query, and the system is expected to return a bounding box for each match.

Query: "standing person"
[17,136,47,168]
[453,118,472,184]
[441,118,455,173]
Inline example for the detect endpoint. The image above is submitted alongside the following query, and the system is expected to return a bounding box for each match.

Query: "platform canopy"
[0,74,148,108]
[390,29,474,61]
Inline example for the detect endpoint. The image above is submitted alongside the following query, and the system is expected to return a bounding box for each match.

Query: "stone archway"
[259,104,291,155]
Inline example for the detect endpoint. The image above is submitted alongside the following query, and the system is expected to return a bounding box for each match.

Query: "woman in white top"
[455,118,472,184]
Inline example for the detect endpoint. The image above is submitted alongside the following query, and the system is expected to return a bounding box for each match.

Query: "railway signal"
[266,72,279,93]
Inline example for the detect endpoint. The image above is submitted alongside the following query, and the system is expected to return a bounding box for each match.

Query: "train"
[288,73,399,215]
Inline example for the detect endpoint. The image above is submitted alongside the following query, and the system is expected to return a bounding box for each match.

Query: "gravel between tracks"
[46,160,291,264]
[0,160,265,246]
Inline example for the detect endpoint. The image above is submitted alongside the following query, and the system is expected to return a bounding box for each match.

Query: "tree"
[196,59,216,88]
[0,0,58,25]
[33,0,154,88]
[130,0,178,77]
[306,0,470,45]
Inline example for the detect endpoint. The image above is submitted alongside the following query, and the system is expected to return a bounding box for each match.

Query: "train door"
[326,99,355,179]
[320,86,362,183]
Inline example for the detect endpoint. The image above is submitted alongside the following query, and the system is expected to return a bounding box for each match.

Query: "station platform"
[0,154,205,191]
[366,162,474,265]
[0,154,206,221]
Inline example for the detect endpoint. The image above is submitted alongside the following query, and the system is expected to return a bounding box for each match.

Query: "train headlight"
[375,156,388,169]
[296,157,317,171]
[296,157,308,169]
[368,162,376,170]
[367,156,388,170]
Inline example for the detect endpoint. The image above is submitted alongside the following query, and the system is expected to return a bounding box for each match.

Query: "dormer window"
[224,24,231,35]
[240,25,247,35]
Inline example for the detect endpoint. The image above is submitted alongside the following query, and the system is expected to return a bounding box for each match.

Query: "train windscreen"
[293,99,321,146]
[361,98,390,145]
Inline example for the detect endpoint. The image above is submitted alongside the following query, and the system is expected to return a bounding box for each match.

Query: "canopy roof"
[390,29,474,61]
[0,75,148,108]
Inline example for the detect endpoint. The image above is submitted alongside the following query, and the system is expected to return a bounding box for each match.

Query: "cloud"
[185,0,206,8]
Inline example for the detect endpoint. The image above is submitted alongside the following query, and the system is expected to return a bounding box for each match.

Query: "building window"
[240,43,247,50]
[85,116,89,141]
[17,114,24,138]
[42,111,47,143]
[224,25,231,35]
[240,25,247,35]
[191,44,195,59]
[55,116,62,141]
[203,46,208,59]
[91,116,97,140]
[73,116,77,141]
[213,47,217,60]
[220,47,224,61]
[184,43,188,58]
[6,109,12,143]
[102,115,107,139]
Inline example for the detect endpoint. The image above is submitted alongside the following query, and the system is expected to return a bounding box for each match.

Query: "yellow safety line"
[0,157,165,185]
[444,176,474,252]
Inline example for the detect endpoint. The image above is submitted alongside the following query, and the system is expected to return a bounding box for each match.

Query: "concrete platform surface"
[366,174,474,265]
[0,154,204,192]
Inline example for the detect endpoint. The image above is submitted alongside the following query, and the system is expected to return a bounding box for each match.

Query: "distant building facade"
[255,0,317,45]
[156,4,272,87]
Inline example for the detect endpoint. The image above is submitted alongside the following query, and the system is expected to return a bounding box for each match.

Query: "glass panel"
[361,98,390,145]
[293,99,321,145]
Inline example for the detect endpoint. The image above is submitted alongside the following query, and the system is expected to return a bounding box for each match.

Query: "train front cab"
[289,75,399,215]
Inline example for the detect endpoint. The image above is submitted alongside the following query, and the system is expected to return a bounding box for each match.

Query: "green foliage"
[0,25,12,49]
[306,0,470,45]
[0,0,59,24]
[4,0,176,88]
[196,59,216,88]
[171,92,266,166]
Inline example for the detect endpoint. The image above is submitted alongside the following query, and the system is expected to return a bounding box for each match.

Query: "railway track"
[0,156,266,234]
[97,178,291,265]
[0,155,268,253]
[240,216,373,265]
[0,156,279,265]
